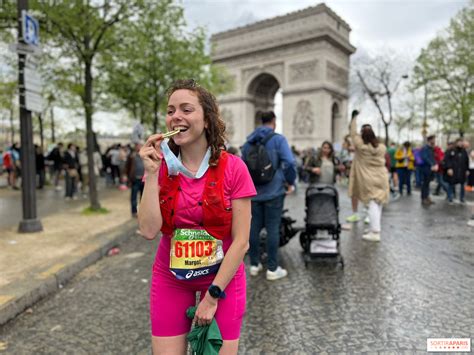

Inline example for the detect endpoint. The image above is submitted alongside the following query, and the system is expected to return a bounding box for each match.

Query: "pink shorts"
[150,262,246,340]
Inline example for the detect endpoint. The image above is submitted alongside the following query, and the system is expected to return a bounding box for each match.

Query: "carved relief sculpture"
[326,61,348,87]
[289,60,319,84]
[292,100,315,136]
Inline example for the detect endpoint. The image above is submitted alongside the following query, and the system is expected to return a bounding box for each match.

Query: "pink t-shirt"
[154,154,256,270]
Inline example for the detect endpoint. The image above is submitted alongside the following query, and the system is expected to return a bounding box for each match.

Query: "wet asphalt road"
[0,183,473,354]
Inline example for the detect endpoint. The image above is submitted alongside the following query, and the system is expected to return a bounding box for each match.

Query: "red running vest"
[159,150,232,240]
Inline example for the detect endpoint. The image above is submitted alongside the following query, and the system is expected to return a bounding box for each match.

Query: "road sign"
[23,67,43,93]
[22,10,39,46]
[24,90,44,113]
[8,42,42,56]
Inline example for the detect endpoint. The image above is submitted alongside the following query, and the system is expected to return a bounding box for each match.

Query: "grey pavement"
[0,182,472,353]
[0,182,137,327]
[0,181,117,230]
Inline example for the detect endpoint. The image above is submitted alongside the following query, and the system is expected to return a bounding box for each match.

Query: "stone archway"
[247,73,280,128]
[211,3,355,148]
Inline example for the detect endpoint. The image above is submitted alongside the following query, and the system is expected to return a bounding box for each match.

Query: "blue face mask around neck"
[160,140,210,179]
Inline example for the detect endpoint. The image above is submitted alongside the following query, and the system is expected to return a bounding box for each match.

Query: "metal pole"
[18,0,42,233]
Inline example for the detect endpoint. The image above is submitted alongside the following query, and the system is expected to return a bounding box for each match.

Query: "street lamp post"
[17,0,42,233]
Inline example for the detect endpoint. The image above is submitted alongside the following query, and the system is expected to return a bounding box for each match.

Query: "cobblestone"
[0,184,472,354]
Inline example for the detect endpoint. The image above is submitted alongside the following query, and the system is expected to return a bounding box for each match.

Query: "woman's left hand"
[194,292,218,327]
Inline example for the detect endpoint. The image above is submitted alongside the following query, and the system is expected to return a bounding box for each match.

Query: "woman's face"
[321,143,331,156]
[166,89,207,147]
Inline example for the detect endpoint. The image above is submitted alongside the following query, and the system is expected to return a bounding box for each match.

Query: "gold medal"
[162,128,181,138]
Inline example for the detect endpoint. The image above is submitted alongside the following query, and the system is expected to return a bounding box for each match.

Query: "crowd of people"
[0,141,147,215]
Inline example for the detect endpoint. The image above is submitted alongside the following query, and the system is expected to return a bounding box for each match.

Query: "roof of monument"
[211,3,351,41]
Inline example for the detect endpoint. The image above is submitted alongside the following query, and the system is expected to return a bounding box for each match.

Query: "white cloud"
[52,1,472,138]
[183,0,468,53]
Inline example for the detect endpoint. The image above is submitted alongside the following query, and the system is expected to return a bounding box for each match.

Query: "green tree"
[412,1,473,137]
[0,79,17,145]
[33,0,140,210]
[102,0,233,133]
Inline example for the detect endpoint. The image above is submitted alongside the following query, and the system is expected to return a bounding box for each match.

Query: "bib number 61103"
[174,240,213,258]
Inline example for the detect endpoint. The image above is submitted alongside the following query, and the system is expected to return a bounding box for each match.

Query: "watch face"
[209,285,221,298]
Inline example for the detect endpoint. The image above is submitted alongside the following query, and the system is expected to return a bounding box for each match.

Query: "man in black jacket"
[63,143,79,200]
[47,142,64,190]
[444,138,469,204]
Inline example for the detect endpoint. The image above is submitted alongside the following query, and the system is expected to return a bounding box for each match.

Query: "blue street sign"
[22,10,39,46]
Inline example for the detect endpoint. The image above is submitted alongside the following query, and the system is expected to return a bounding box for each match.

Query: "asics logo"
[185,269,210,279]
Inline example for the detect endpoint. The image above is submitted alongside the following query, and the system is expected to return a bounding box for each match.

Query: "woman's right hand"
[139,134,164,174]
[312,167,321,175]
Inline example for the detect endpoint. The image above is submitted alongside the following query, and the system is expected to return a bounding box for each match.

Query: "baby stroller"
[299,184,344,267]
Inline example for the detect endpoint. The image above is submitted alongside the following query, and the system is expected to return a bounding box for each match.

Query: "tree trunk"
[85,59,101,210]
[38,113,44,151]
[50,105,55,143]
[384,123,389,147]
[422,84,428,141]
[9,107,14,144]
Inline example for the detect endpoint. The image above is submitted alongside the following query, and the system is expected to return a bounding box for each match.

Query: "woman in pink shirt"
[138,79,256,354]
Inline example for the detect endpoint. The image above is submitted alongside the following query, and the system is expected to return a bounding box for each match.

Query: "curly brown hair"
[166,79,227,166]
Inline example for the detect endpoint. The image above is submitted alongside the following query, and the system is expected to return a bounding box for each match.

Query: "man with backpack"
[241,111,296,281]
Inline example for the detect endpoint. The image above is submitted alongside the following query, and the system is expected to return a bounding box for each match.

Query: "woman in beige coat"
[348,115,389,242]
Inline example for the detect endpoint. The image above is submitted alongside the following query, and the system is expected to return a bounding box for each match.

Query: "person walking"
[138,79,256,355]
[47,142,64,191]
[387,142,399,193]
[125,142,145,217]
[433,144,449,196]
[304,140,342,185]
[35,144,46,189]
[349,115,389,242]
[2,146,19,190]
[394,141,415,195]
[108,144,121,185]
[413,145,423,189]
[444,138,469,204]
[420,135,439,206]
[467,147,474,192]
[241,110,297,281]
[63,143,79,200]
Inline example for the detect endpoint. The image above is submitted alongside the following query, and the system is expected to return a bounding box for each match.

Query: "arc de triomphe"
[211,3,356,149]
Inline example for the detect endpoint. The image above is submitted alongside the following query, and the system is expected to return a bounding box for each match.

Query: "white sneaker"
[362,231,381,242]
[266,266,288,281]
[249,263,263,276]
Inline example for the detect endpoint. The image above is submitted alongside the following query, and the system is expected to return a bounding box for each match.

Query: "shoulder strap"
[261,132,276,145]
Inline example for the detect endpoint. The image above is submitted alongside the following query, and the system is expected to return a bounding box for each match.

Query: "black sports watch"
[208,284,226,299]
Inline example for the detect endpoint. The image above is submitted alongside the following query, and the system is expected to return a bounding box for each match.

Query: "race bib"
[170,228,224,280]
